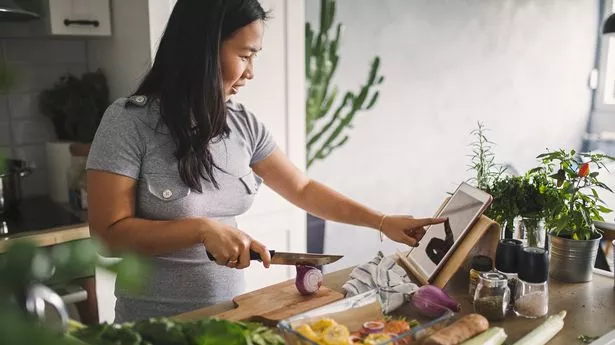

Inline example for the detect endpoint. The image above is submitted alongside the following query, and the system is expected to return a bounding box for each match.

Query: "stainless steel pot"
[549,233,602,283]
[0,159,33,215]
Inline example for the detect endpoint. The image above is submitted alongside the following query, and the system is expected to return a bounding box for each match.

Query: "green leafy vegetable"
[578,334,600,344]
[133,318,187,345]
[70,317,284,345]
[72,323,143,345]
[183,318,245,345]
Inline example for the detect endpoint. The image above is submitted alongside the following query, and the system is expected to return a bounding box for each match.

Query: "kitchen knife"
[206,250,343,266]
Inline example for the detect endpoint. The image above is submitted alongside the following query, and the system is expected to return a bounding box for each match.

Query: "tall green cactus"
[306,0,384,169]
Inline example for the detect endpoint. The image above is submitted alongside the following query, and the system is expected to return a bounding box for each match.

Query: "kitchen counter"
[178,264,615,344]
[0,196,89,253]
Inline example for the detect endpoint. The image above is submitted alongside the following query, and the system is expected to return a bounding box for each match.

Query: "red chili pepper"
[578,162,590,177]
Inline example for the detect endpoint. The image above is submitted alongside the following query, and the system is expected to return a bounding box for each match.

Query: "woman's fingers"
[202,221,270,269]
[401,234,419,247]
[411,217,447,228]
[237,239,251,269]
[251,240,271,268]
[408,227,427,242]
[215,253,231,266]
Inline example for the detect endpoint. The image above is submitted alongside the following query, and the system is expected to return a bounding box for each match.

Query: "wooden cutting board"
[214,279,344,323]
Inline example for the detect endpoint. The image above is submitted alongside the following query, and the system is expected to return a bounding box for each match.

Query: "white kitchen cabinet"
[48,0,111,36]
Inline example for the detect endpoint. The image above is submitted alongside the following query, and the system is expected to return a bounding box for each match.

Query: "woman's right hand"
[199,218,271,269]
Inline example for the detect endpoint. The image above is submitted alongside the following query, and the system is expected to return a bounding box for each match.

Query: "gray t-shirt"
[86,96,276,322]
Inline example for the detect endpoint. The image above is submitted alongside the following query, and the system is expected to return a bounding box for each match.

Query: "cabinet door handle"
[63,19,100,27]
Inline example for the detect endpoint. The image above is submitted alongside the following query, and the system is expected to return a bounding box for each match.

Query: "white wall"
[305,0,599,272]
[87,0,152,100]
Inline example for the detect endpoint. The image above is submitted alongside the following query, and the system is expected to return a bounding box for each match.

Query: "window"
[596,0,615,108]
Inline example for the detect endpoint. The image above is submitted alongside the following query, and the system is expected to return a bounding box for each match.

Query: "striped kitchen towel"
[342,251,418,313]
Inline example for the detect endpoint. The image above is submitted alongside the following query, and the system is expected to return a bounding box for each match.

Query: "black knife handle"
[206,250,275,262]
[249,250,276,261]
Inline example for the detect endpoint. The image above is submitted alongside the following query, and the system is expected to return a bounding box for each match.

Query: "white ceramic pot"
[45,141,73,203]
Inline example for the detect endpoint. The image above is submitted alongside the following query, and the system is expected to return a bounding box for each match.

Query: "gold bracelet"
[378,215,387,242]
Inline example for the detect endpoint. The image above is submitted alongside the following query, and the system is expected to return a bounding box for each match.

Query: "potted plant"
[465,122,518,236]
[466,123,558,248]
[530,149,615,282]
[484,174,555,248]
[38,69,109,203]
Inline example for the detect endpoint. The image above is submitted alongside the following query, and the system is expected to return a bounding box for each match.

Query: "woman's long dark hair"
[134,0,268,192]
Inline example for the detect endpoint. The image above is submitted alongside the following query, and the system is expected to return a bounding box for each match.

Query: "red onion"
[362,321,385,334]
[411,285,461,318]
[348,335,363,343]
[295,265,323,295]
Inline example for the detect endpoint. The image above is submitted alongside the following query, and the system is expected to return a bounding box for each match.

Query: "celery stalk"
[512,310,567,345]
[461,327,507,345]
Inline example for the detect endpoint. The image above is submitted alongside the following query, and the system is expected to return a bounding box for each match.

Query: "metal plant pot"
[549,233,602,283]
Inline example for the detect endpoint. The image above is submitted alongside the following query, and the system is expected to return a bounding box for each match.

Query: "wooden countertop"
[181,265,615,345]
[0,223,90,253]
[0,198,90,253]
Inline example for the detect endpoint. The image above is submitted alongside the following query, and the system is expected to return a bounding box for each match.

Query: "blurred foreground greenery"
[0,240,284,345]
[0,239,148,345]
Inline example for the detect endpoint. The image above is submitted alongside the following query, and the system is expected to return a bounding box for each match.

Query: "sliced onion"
[348,335,363,343]
[362,321,385,334]
[385,332,400,340]
[411,285,461,318]
[295,265,323,295]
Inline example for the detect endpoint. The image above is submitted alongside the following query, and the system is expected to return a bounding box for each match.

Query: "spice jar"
[495,239,523,308]
[514,247,549,318]
[473,272,510,321]
[469,255,493,298]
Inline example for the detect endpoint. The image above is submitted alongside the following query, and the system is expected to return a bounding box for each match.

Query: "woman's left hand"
[380,215,447,247]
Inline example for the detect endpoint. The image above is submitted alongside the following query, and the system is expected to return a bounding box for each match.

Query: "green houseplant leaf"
[38,69,110,143]
[532,149,615,240]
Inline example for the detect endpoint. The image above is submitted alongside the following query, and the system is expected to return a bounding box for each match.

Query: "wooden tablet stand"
[397,210,501,288]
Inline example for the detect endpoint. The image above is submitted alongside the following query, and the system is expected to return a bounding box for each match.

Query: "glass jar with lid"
[473,271,510,321]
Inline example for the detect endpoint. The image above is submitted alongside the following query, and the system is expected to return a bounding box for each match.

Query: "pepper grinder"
[514,247,549,318]
[495,239,523,309]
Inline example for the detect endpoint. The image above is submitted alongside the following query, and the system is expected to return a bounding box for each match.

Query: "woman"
[86,0,445,322]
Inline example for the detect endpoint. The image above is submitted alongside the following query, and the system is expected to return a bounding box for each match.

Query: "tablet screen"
[409,184,490,280]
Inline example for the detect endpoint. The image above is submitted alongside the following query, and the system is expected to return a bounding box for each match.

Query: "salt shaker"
[514,247,549,318]
[473,272,510,321]
[495,239,523,308]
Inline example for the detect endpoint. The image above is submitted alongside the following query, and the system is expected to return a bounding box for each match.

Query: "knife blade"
[206,250,343,266]
[262,251,343,266]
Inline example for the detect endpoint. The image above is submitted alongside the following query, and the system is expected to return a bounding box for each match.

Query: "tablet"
[408,182,493,283]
